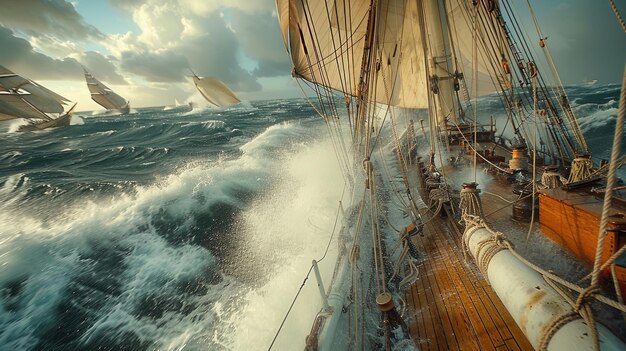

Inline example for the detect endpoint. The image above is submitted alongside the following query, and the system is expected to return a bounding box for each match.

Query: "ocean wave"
[0,150,23,161]
[573,99,618,131]
[0,116,341,349]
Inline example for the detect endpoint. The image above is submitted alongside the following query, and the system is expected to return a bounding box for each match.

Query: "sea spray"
[218,135,346,350]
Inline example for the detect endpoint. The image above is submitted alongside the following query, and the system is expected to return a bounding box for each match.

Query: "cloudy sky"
[0,0,624,110]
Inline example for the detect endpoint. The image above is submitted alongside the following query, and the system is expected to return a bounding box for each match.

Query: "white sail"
[192,76,241,107]
[445,0,510,95]
[84,68,129,112]
[0,65,73,121]
[277,0,429,108]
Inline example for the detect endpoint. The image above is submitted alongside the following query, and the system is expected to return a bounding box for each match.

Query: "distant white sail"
[192,76,240,107]
[83,67,129,113]
[0,65,74,122]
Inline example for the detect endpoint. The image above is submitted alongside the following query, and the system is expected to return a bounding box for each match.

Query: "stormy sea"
[0,83,623,350]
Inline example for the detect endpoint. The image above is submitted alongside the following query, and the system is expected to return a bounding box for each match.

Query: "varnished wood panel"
[539,191,616,271]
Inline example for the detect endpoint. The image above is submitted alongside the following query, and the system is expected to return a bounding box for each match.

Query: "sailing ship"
[164,98,193,111]
[273,0,626,350]
[191,74,241,107]
[0,65,76,132]
[83,67,130,114]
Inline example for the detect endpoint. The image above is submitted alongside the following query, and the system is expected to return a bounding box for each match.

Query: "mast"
[423,0,458,131]
[354,0,377,148]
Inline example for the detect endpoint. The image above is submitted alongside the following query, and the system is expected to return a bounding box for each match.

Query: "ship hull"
[118,104,130,114]
[17,112,72,132]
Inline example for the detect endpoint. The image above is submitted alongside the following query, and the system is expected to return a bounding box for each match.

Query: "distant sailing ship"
[0,65,76,132]
[83,67,130,114]
[164,98,193,111]
[191,74,240,107]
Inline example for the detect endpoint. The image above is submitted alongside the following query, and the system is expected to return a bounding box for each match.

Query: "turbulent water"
[0,84,623,350]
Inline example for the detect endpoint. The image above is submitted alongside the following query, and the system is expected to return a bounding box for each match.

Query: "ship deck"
[403,159,534,350]
[404,213,534,351]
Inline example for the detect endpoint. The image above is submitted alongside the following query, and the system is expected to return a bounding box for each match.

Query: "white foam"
[573,99,618,131]
[0,120,344,349]
[70,115,85,125]
[215,132,346,350]
[7,120,29,133]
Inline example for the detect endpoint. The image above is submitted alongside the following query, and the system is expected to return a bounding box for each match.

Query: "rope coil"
[567,156,593,183]
[462,217,508,280]
[541,170,562,189]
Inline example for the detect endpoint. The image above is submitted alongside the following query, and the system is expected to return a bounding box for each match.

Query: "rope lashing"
[541,166,563,189]
[568,154,593,183]
[538,311,581,351]
[462,218,508,281]
[459,182,484,220]
[389,225,420,290]
[428,187,450,217]
[461,215,486,261]
[538,286,602,351]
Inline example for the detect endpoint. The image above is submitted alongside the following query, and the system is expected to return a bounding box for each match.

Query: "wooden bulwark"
[538,188,626,273]
[404,215,533,351]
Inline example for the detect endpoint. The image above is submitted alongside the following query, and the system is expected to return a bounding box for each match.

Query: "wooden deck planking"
[403,153,534,350]
[434,220,515,345]
[418,240,463,351]
[419,258,451,351]
[427,221,501,350]
[412,262,438,350]
[404,213,534,351]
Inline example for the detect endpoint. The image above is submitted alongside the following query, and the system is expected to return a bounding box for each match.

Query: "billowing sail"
[84,68,129,113]
[445,0,510,95]
[192,76,241,107]
[277,0,429,108]
[0,65,73,121]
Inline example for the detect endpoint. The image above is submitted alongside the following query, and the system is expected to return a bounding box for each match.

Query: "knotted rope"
[538,285,601,351]
[459,186,484,222]
[428,187,449,218]
[462,216,509,281]
[541,170,562,189]
[567,157,593,183]
[389,226,421,290]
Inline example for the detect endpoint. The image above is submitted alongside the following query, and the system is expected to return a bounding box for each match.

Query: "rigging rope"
[590,66,626,287]
[609,0,626,33]
[524,74,539,248]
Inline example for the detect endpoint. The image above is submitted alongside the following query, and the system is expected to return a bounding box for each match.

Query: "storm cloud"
[0,25,81,80]
[108,1,264,92]
[0,0,103,40]
[232,11,291,78]
[74,51,128,85]
[120,50,189,83]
